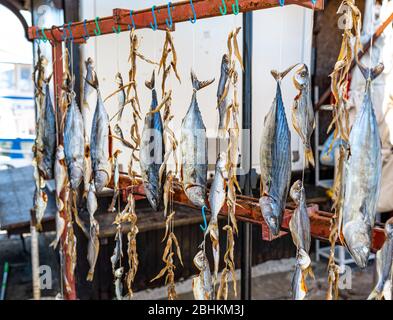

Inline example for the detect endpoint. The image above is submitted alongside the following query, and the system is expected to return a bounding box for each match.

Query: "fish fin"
[357,61,384,81]
[271,64,299,82]
[145,70,155,90]
[305,147,315,168]
[191,70,215,91]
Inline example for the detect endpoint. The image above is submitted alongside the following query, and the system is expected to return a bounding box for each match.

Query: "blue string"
[200,205,208,232]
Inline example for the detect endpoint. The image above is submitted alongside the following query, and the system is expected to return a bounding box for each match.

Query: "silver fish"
[50,211,65,250]
[192,250,213,300]
[292,64,315,168]
[87,183,100,281]
[342,63,384,268]
[217,54,230,138]
[368,217,393,300]
[181,71,214,207]
[114,267,124,300]
[115,72,126,123]
[83,58,95,107]
[38,83,57,180]
[289,180,313,300]
[111,227,123,272]
[33,187,48,230]
[64,95,85,190]
[259,66,295,236]
[140,71,165,211]
[91,84,111,193]
[207,152,227,284]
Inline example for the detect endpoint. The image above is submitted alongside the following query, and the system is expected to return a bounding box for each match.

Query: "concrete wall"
[79,0,314,174]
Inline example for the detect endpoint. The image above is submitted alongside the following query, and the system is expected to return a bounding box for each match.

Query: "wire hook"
[112,24,121,34]
[61,24,68,42]
[94,17,101,36]
[279,0,285,6]
[66,22,74,42]
[232,0,240,15]
[219,0,227,15]
[311,0,317,5]
[189,0,197,23]
[82,19,90,41]
[166,2,173,29]
[40,27,48,43]
[128,10,136,30]
[200,206,208,232]
[150,5,158,31]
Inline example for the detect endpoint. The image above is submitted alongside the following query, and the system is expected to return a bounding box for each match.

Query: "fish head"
[69,166,83,190]
[343,221,371,268]
[115,72,123,85]
[221,54,230,69]
[293,64,309,90]
[216,152,227,170]
[259,196,281,236]
[94,170,109,193]
[290,180,303,204]
[85,57,94,69]
[145,189,159,211]
[193,250,207,271]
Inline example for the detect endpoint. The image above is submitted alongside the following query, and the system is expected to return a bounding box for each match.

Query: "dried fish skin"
[140,71,165,211]
[259,67,295,236]
[181,71,214,208]
[342,63,383,268]
[292,64,315,168]
[64,96,85,190]
[91,90,111,193]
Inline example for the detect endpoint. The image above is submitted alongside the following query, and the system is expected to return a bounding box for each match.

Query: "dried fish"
[140,71,165,211]
[259,66,296,236]
[33,187,48,231]
[114,267,124,300]
[192,250,213,300]
[86,183,100,281]
[108,150,122,212]
[217,54,231,138]
[115,72,126,123]
[341,63,384,268]
[181,71,214,207]
[292,64,315,168]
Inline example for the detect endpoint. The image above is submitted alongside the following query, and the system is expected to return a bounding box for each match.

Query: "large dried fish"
[90,80,112,193]
[192,250,213,300]
[259,66,295,236]
[86,183,100,281]
[217,54,231,138]
[292,64,315,168]
[368,218,393,300]
[64,95,85,190]
[207,152,226,284]
[289,180,313,300]
[341,63,384,268]
[181,71,214,207]
[140,71,165,211]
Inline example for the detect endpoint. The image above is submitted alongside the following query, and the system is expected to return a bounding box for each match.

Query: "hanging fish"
[181,71,214,207]
[140,71,165,211]
[217,54,231,138]
[207,152,227,284]
[86,183,100,281]
[192,250,213,300]
[33,187,48,230]
[64,95,85,190]
[368,217,393,300]
[83,58,96,108]
[90,79,112,193]
[259,66,295,236]
[292,64,315,168]
[289,180,313,300]
[114,267,124,300]
[341,62,384,268]
[115,72,126,123]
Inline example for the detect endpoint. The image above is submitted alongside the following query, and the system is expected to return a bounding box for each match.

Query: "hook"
[232,0,240,15]
[150,5,158,31]
[199,206,208,232]
[219,0,227,15]
[279,0,285,6]
[61,24,68,42]
[66,22,74,42]
[82,19,90,41]
[34,26,41,43]
[40,27,48,42]
[112,24,121,34]
[166,2,173,29]
[311,0,317,5]
[128,10,136,30]
[94,17,101,36]
[189,0,197,23]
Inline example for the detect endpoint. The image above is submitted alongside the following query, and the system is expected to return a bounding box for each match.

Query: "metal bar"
[241,11,253,301]
[28,0,324,42]
[315,11,393,111]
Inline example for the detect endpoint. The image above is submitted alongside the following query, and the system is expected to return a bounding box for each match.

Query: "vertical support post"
[52,41,77,300]
[241,11,253,300]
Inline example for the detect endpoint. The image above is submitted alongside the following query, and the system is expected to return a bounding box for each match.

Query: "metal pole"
[241,11,253,300]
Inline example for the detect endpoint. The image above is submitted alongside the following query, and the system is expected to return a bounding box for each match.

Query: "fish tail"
[357,61,384,81]
[271,64,298,82]
[191,70,215,91]
[305,147,315,168]
[145,70,155,90]
[86,271,94,282]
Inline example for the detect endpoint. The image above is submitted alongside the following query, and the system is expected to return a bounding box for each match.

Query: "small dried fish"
[86,183,100,281]
[192,250,213,300]
[33,187,48,230]
[292,64,315,168]
[217,54,231,138]
[114,267,124,300]
[181,71,214,207]
[111,226,123,272]
[368,218,393,300]
[115,73,126,123]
